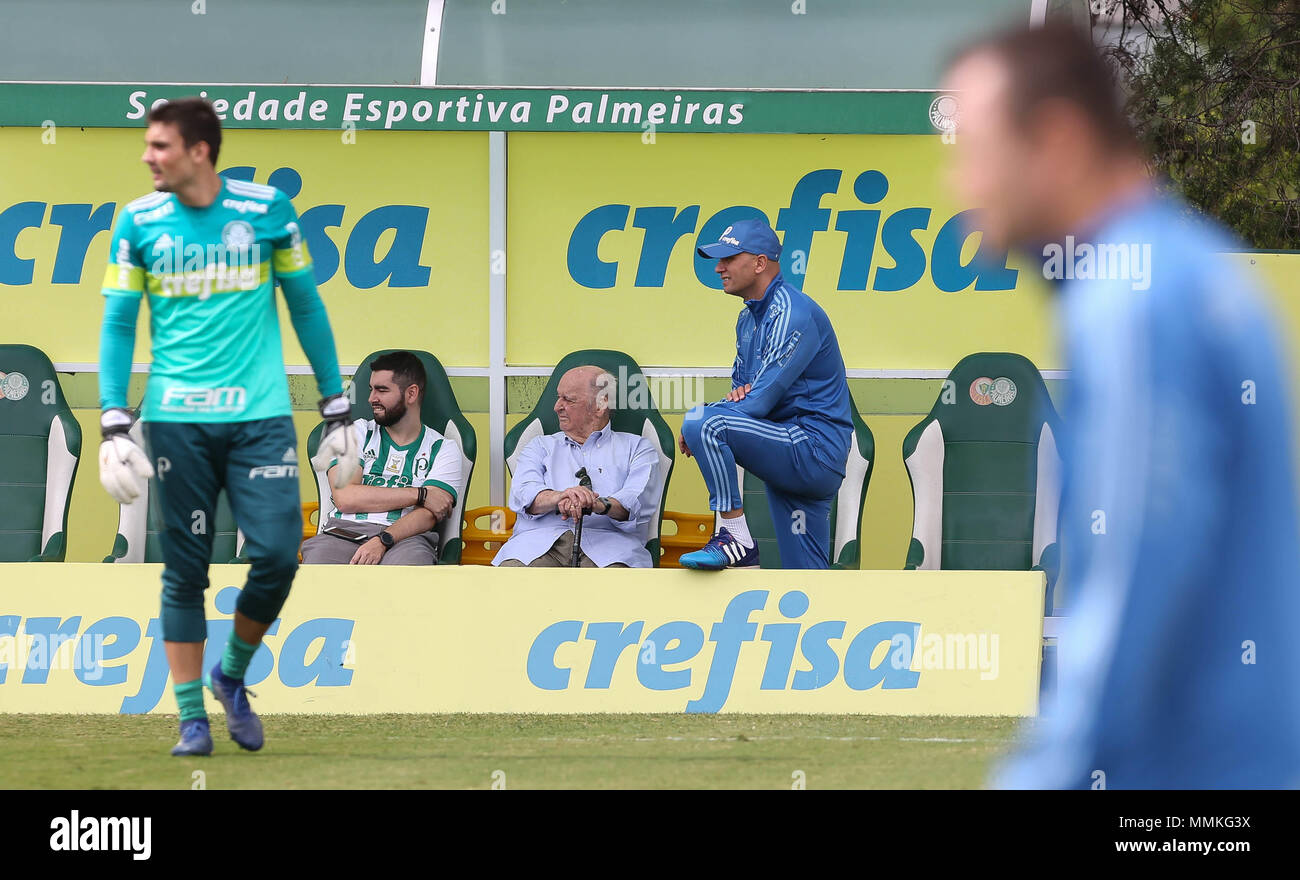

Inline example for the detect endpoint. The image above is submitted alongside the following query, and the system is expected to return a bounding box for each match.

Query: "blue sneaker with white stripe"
[207,663,264,751]
[170,718,213,757]
[679,527,760,570]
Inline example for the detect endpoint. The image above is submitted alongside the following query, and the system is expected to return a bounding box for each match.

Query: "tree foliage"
[1098,0,1300,248]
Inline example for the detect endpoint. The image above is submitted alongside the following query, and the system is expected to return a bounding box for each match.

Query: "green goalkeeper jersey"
[100,177,314,422]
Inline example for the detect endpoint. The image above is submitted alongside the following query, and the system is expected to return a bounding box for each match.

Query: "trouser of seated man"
[498,530,630,568]
[301,519,439,565]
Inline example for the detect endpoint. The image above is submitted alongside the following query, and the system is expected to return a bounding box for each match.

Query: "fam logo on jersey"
[969,376,1017,407]
[249,464,297,479]
[0,371,30,401]
[160,385,247,414]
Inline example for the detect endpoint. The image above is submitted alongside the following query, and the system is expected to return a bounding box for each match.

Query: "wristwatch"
[378,530,395,549]
[596,496,612,515]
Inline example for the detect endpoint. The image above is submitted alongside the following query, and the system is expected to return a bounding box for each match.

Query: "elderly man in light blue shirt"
[495,365,661,568]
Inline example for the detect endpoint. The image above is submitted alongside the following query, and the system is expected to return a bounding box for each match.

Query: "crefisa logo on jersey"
[221,197,269,215]
[148,228,261,298]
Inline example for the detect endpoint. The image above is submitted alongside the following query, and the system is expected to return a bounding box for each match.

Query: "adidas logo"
[153,233,173,251]
[282,447,297,463]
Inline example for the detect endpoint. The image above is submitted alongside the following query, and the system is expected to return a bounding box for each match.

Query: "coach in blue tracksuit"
[678,219,852,570]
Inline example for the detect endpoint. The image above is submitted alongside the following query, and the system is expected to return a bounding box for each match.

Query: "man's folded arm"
[716,310,819,420]
[381,507,437,542]
[328,464,419,514]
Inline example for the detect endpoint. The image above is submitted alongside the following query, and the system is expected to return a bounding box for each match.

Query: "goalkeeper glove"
[310,392,360,489]
[98,407,154,505]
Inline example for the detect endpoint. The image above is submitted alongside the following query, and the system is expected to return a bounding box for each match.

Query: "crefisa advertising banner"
[0,128,490,367]
[0,566,1045,715]
[507,132,1056,369]
[1,126,1057,371]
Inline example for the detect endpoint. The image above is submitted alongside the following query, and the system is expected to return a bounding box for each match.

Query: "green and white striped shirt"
[330,419,461,525]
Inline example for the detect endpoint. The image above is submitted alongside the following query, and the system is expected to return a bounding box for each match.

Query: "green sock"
[174,679,206,722]
[220,632,258,680]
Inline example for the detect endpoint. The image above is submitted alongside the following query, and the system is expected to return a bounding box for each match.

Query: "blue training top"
[993,191,1300,789]
[714,272,853,476]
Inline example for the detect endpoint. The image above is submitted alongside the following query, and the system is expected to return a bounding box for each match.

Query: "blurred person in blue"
[944,21,1300,788]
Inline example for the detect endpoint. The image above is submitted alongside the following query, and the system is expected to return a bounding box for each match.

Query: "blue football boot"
[170,718,213,757]
[679,527,760,570]
[207,663,264,751]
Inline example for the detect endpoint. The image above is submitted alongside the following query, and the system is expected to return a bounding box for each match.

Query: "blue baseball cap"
[697,219,782,261]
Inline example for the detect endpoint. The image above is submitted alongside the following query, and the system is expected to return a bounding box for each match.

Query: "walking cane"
[570,467,593,567]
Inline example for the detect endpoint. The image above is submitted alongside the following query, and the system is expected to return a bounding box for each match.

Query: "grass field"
[0,714,1025,789]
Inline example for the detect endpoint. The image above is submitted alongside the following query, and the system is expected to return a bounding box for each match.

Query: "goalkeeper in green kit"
[97,98,359,756]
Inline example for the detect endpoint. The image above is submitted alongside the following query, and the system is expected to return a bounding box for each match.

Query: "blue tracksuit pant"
[682,404,843,569]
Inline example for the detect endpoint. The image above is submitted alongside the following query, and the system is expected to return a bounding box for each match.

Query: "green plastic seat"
[902,352,1063,612]
[727,392,875,570]
[306,349,477,564]
[503,349,675,565]
[0,344,81,561]
[103,420,245,563]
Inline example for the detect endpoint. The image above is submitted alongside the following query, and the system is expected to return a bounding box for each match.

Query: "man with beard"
[302,351,462,565]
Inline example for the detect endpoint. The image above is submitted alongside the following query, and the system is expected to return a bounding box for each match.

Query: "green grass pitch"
[0,714,1025,789]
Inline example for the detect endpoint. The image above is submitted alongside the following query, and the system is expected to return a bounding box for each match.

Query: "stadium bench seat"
[459,505,517,565]
[724,391,875,569]
[301,501,320,541]
[658,510,713,567]
[306,349,477,565]
[103,419,246,563]
[0,344,81,561]
[503,349,675,566]
[902,352,1063,613]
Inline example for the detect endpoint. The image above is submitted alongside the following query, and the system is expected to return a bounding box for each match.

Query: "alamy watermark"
[596,365,710,413]
[1041,236,1151,291]
[891,631,1001,680]
[0,631,110,681]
